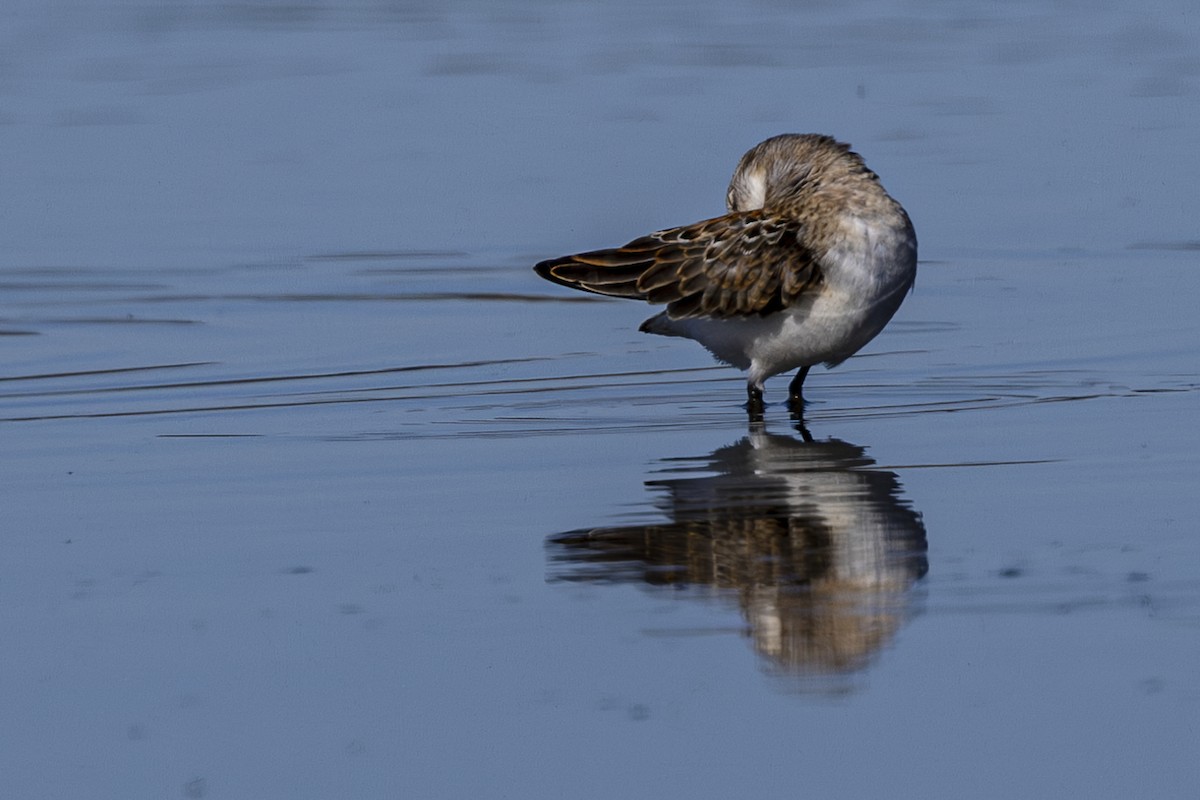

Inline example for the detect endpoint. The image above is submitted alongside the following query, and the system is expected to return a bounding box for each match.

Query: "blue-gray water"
[3,2,1199,798]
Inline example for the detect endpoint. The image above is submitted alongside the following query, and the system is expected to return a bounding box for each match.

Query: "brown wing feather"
[534,210,823,319]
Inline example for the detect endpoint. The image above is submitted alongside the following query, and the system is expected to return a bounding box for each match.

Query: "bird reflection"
[547,424,927,683]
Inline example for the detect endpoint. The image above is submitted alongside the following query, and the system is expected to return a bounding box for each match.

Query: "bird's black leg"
[787,366,811,411]
[746,383,765,421]
[786,369,813,440]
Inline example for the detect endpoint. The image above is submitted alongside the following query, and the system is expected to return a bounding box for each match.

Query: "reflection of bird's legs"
[746,383,765,421]
[790,410,813,442]
[787,366,811,411]
[787,366,813,440]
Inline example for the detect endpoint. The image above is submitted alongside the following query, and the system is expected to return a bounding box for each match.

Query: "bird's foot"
[746,385,765,422]
[787,366,811,406]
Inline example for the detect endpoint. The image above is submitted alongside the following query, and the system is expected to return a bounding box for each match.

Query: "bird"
[534,133,917,418]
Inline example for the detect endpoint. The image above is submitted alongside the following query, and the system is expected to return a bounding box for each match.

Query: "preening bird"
[535,134,917,417]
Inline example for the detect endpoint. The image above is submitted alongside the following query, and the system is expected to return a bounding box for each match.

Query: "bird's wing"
[534,210,824,319]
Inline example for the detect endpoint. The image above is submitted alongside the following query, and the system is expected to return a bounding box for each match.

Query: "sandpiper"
[535,134,917,417]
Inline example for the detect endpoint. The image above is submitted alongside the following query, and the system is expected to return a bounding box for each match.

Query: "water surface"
[2,2,1199,798]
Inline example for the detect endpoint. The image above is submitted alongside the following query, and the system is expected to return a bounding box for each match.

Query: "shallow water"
[3,2,1199,798]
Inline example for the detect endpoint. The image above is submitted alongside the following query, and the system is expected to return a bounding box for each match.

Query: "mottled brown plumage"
[534,210,824,319]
